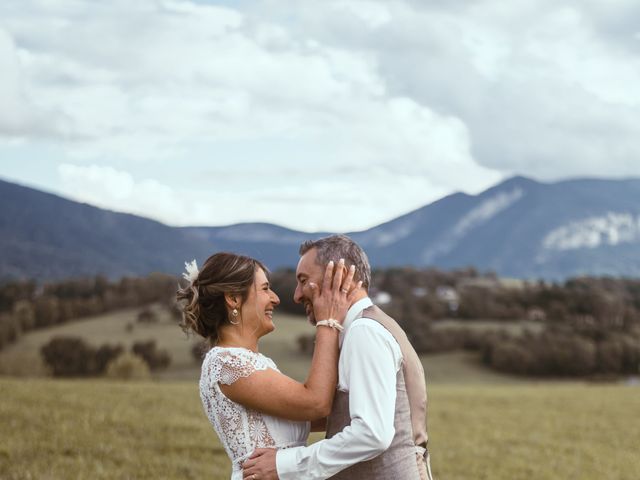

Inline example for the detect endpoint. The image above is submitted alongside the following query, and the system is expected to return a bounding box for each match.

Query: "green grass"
[1,308,638,479]
[1,378,638,479]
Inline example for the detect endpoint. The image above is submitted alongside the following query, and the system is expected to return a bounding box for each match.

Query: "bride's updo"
[176,252,267,345]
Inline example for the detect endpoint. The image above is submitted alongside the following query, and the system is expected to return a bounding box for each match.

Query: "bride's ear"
[224,293,239,310]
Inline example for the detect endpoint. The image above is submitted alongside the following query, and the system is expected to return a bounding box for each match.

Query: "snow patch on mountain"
[543,212,640,250]
[360,219,417,247]
[421,188,524,262]
[453,188,524,237]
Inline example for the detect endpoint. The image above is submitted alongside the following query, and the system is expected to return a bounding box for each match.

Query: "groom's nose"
[293,283,303,304]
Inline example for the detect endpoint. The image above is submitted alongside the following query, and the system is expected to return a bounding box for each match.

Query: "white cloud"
[1,0,638,231]
[0,28,48,136]
[55,162,446,232]
[57,164,185,223]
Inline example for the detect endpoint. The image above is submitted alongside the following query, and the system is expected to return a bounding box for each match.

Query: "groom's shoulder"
[349,316,399,347]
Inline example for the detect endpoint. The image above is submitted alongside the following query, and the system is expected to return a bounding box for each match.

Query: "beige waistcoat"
[326,305,432,480]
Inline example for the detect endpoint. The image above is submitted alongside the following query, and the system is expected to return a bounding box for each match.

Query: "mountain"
[353,176,640,278]
[1,176,639,281]
[0,179,212,279]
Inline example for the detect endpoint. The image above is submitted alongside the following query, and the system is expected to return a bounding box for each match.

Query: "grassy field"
[1,378,639,479]
[2,308,638,479]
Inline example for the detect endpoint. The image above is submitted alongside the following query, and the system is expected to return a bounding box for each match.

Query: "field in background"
[1,378,638,480]
[0,306,527,384]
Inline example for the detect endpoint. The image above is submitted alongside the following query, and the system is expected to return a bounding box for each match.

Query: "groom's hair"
[299,234,371,289]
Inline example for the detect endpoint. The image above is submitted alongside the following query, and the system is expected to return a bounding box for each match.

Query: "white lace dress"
[199,346,310,480]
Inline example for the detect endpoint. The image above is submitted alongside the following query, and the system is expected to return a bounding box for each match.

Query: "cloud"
[57,163,185,222]
[2,0,638,231]
[249,0,640,180]
[0,28,51,136]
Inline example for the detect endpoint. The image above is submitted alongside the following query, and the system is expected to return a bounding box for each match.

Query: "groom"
[243,234,433,480]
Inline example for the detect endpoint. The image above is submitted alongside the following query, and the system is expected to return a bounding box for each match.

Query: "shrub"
[94,344,124,373]
[105,352,150,380]
[0,314,21,348]
[13,300,35,331]
[132,340,171,370]
[41,336,96,377]
[40,336,126,377]
[484,333,597,377]
[490,342,537,375]
[137,308,158,324]
[597,338,625,373]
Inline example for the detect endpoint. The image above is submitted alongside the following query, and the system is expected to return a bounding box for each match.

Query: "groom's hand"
[242,448,278,480]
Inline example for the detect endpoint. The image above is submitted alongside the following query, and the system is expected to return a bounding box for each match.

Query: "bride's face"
[240,268,280,337]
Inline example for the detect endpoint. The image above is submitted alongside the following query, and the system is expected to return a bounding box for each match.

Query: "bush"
[41,336,96,377]
[137,308,158,324]
[105,352,150,380]
[0,314,21,348]
[40,336,126,377]
[94,344,124,373]
[13,300,35,331]
[484,333,597,376]
[597,338,625,373]
[132,340,171,370]
[489,342,537,375]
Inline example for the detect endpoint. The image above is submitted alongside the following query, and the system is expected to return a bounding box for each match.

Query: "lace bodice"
[199,347,309,477]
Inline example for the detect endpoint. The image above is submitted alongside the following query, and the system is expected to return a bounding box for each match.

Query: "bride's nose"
[271,291,280,306]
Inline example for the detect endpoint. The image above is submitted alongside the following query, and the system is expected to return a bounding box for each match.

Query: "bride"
[177,252,358,480]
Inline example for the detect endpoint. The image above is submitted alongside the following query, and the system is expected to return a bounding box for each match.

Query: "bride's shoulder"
[202,346,278,380]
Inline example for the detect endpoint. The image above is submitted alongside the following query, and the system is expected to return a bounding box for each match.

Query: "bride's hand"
[308,259,362,325]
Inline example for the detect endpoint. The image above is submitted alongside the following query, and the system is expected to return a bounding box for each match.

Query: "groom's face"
[294,248,325,324]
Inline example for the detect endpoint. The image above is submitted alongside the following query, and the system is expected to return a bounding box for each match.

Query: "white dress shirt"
[276,297,403,480]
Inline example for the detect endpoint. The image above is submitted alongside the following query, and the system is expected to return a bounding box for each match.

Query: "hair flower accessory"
[182,259,199,283]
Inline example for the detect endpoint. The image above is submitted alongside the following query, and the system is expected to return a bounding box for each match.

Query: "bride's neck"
[217,326,259,352]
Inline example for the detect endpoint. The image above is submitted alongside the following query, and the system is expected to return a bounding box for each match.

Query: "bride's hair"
[176,252,267,346]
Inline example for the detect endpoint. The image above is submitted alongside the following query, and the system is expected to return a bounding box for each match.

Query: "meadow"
[2,378,639,479]
[1,309,639,479]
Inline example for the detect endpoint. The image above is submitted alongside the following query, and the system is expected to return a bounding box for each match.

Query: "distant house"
[526,307,547,322]
[411,287,428,297]
[457,277,500,289]
[436,286,459,312]
[371,291,392,305]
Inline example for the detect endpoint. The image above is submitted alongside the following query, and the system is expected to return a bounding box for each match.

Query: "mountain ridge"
[1,175,639,280]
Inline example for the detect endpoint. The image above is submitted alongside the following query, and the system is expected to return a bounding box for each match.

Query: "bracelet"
[315,319,344,332]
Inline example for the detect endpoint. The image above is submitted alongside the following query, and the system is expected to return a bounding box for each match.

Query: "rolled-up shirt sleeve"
[276,320,402,480]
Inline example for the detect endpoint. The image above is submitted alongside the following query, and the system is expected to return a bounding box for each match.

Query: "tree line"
[278,268,640,378]
[2,268,640,378]
[0,274,178,351]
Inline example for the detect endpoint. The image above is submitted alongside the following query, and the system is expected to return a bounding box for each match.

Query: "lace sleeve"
[211,348,271,385]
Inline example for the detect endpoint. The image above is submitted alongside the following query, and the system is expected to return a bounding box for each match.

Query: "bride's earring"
[230,307,240,325]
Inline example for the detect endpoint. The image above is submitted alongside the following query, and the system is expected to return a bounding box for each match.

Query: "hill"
[2,175,640,280]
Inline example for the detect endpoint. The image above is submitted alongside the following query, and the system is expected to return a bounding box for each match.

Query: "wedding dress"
[199,346,310,480]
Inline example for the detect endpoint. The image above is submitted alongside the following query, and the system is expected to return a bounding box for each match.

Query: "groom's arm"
[275,320,402,480]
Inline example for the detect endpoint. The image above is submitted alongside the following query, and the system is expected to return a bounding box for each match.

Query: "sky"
[0,0,639,232]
